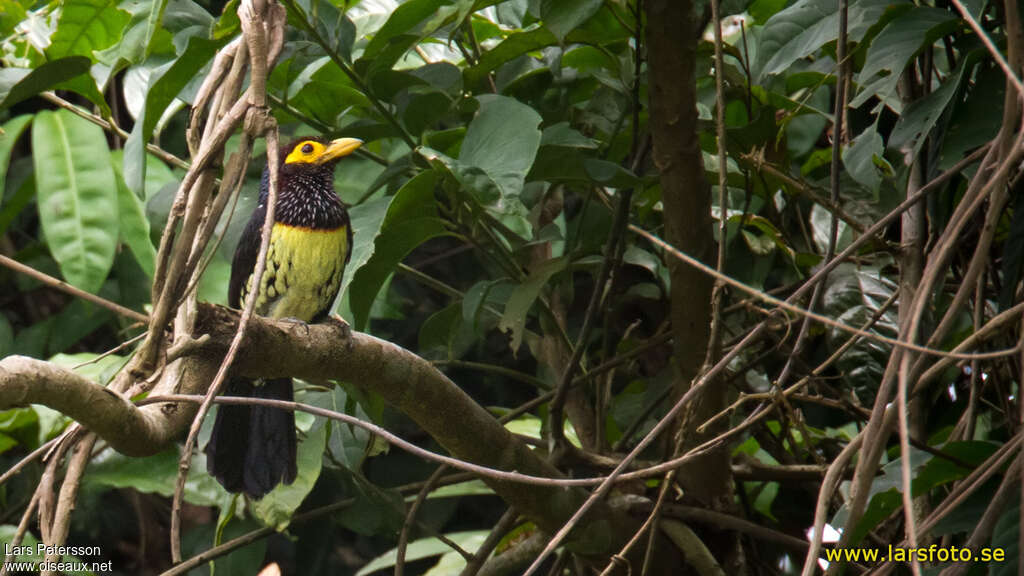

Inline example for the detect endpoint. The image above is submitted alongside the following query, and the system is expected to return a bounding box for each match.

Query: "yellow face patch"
[284,138,363,165]
[285,140,326,164]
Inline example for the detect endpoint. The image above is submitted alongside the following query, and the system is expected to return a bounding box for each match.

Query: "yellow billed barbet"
[204,136,362,498]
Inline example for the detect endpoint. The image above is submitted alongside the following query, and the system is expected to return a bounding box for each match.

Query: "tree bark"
[646,0,740,571]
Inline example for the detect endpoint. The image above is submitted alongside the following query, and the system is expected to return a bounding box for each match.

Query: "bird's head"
[279,136,363,178]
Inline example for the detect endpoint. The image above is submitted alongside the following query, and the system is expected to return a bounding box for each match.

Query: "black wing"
[228,169,270,308]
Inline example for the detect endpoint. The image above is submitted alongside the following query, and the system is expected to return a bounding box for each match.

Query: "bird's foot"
[328,314,353,344]
[280,316,310,336]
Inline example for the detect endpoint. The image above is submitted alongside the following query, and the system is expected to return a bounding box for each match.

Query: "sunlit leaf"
[32,109,119,294]
[47,0,130,60]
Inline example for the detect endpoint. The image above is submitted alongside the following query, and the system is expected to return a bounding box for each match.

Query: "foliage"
[0,0,1022,574]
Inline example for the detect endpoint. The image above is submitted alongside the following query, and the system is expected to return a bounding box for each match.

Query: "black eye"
[301,143,314,154]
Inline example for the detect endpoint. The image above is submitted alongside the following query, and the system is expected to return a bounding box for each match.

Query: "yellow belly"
[242,223,349,321]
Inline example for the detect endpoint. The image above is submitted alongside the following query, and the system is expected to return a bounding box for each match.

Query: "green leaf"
[349,172,447,331]
[583,158,639,188]
[338,195,393,309]
[541,0,602,41]
[421,480,494,500]
[0,57,92,110]
[49,352,127,384]
[822,263,898,391]
[499,257,566,352]
[32,109,119,294]
[0,1,27,38]
[56,72,111,117]
[96,0,171,68]
[850,7,959,110]
[287,55,373,126]
[253,423,327,530]
[464,27,556,89]
[540,121,598,149]
[937,64,1004,171]
[0,115,32,206]
[47,0,130,60]
[212,0,241,38]
[302,386,372,470]
[357,531,488,576]
[357,0,452,73]
[889,53,974,162]
[125,35,221,195]
[84,448,227,507]
[460,94,542,198]
[110,150,156,278]
[757,0,899,80]
[842,126,885,192]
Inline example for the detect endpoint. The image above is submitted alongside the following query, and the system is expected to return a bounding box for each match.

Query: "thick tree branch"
[0,357,175,455]
[0,304,637,560]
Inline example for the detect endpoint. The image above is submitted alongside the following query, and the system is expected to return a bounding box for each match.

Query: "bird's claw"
[280,316,310,336]
[328,314,353,343]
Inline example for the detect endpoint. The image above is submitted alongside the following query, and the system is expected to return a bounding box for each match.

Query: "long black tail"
[204,378,298,499]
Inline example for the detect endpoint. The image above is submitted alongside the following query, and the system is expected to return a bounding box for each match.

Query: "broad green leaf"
[540,122,598,149]
[302,386,372,470]
[822,263,898,391]
[541,0,602,42]
[0,1,27,38]
[83,448,227,507]
[49,352,127,385]
[338,195,393,307]
[348,171,446,331]
[850,7,959,110]
[287,55,373,126]
[0,57,91,110]
[110,150,156,278]
[56,72,111,117]
[32,109,119,294]
[499,256,566,352]
[253,422,327,530]
[419,302,476,360]
[47,0,130,60]
[937,64,1004,171]
[356,531,488,576]
[460,95,542,198]
[420,480,494,500]
[422,146,534,239]
[464,27,556,88]
[212,0,241,39]
[96,0,171,68]
[0,115,32,205]
[335,469,406,537]
[354,0,458,74]
[842,126,885,192]
[504,412,581,447]
[889,53,975,163]
[125,35,221,195]
[756,0,900,80]
[583,158,639,188]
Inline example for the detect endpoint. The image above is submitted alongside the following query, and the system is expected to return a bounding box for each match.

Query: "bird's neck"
[274,175,347,230]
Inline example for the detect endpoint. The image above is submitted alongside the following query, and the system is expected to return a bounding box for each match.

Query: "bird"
[204,136,362,499]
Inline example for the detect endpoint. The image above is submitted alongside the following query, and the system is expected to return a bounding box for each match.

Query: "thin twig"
[0,255,148,323]
[397,466,449,576]
[631,225,1016,360]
